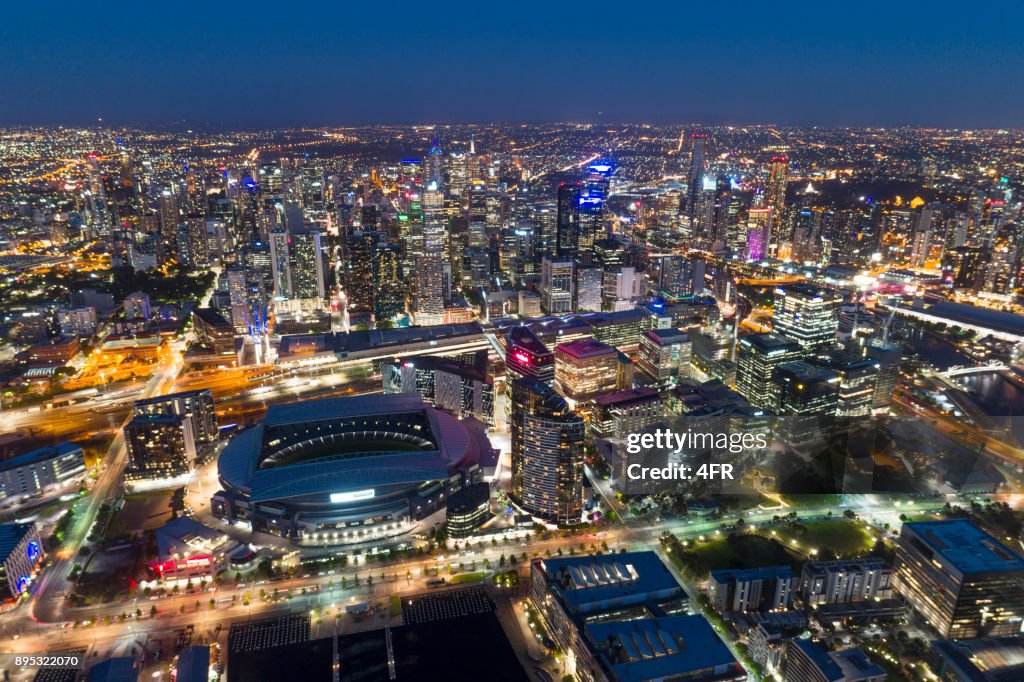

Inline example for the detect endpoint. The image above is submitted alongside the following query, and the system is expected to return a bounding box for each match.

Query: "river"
[904,327,1024,439]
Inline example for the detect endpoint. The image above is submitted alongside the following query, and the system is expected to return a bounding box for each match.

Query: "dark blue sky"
[2,2,1021,128]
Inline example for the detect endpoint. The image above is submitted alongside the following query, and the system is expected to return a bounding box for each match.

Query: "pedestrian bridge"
[939,362,1009,378]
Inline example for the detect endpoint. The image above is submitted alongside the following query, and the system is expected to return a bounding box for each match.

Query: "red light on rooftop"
[513,351,530,365]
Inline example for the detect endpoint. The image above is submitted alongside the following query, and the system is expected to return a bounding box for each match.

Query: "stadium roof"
[218,395,477,502]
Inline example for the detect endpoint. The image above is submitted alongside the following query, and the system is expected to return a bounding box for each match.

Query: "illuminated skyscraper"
[765,156,789,241]
[811,355,878,418]
[865,338,901,413]
[746,207,772,260]
[427,138,444,186]
[685,133,707,223]
[509,376,585,526]
[468,180,488,249]
[345,231,378,314]
[554,337,620,403]
[735,333,803,411]
[372,242,405,323]
[446,151,469,199]
[540,256,574,314]
[124,414,196,481]
[556,183,579,259]
[638,328,692,387]
[268,226,291,300]
[577,164,612,264]
[777,361,839,416]
[772,283,842,355]
[895,520,1024,639]
[184,215,210,267]
[415,180,447,325]
[658,255,695,298]
[289,226,325,301]
[505,325,555,386]
[158,189,181,260]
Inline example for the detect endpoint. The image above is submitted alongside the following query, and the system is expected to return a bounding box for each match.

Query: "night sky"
[1,2,1021,128]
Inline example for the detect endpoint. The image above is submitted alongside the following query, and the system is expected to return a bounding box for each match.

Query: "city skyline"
[1,107,1023,679]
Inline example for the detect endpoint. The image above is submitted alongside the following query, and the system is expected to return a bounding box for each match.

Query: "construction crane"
[882,300,900,342]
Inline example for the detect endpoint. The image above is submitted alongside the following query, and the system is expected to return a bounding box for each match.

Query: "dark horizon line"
[1,117,1020,134]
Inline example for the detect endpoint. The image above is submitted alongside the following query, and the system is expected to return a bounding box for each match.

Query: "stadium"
[212,394,488,545]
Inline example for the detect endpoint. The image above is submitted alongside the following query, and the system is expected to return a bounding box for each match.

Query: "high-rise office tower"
[576,164,611,265]
[556,183,579,259]
[427,138,444,186]
[447,151,469,199]
[593,238,626,309]
[243,242,272,299]
[687,175,717,246]
[509,376,585,526]
[414,180,447,325]
[765,156,789,240]
[540,256,574,314]
[954,246,989,291]
[345,231,379,314]
[865,338,901,413]
[133,389,218,445]
[658,255,695,297]
[911,207,934,268]
[226,265,251,332]
[777,361,839,416]
[711,175,733,252]
[124,414,196,481]
[811,355,878,418]
[257,161,283,195]
[983,245,1017,294]
[772,283,842,355]
[735,333,804,411]
[282,201,304,233]
[158,189,181,259]
[372,242,405,323]
[506,326,555,386]
[184,215,210,267]
[468,180,488,249]
[895,520,1024,639]
[685,133,707,223]
[399,158,422,194]
[638,328,692,387]
[575,267,603,313]
[268,226,291,300]
[746,207,773,260]
[533,201,557,262]
[289,226,325,301]
[554,337,620,403]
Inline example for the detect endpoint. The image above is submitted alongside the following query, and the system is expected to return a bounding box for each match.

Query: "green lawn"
[779,494,842,507]
[448,571,488,585]
[760,518,874,557]
[674,534,802,578]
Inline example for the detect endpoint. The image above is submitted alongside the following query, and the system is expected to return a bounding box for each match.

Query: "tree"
[150,605,157,617]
